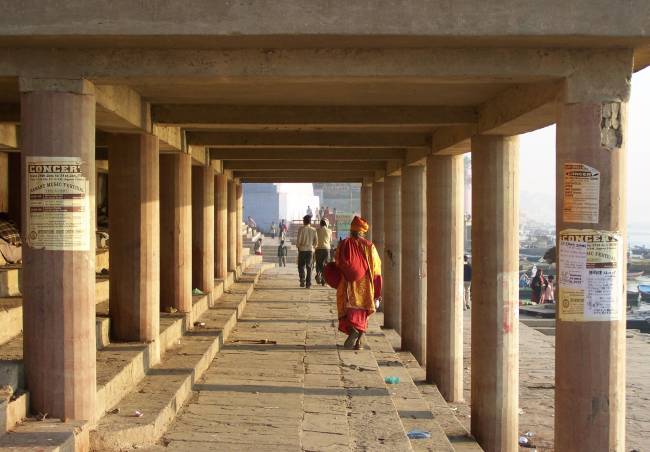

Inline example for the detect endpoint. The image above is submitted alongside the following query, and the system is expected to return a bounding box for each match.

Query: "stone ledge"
[89,262,269,451]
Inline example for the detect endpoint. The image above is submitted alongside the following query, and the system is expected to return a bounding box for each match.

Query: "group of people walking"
[295,215,332,288]
[294,213,382,350]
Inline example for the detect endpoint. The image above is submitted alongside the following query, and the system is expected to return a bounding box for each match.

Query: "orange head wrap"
[350,216,369,234]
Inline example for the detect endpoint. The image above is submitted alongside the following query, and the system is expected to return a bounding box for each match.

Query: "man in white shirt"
[296,215,318,288]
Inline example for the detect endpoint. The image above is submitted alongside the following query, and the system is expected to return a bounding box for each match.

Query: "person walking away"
[306,205,313,217]
[463,255,472,310]
[270,221,277,239]
[277,239,288,267]
[253,237,263,255]
[315,218,332,285]
[296,215,317,288]
[334,216,382,350]
[542,275,555,303]
[530,268,548,304]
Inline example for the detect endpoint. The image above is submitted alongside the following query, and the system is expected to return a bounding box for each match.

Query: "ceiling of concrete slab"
[130,80,509,107]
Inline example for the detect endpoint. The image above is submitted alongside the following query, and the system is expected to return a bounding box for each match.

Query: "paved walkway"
[156,266,414,451]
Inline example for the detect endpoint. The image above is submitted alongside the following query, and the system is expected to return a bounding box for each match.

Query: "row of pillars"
[361,104,626,451]
[20,81,246,422]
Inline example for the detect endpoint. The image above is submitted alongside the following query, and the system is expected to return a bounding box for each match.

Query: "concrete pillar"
[360,181,372,241]
[555,101,628,451]
[471,135,519,452]
[236,182,243,265]
[371,180,385,259]
[426,154,464,402]
[192,164,215,299]
[214,174,228,279]
[20,79,96,420]
[160,153,192,313]
[0,152,7,212]
[383,174,401,332]
[108,133,160,342]
[401,164,426,364]
[227,180,237,272]
[7,152,21,227]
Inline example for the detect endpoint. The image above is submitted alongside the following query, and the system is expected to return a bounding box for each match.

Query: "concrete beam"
[422,81,561,157]
[0,48,641,79]
[240,175,365,183]
[152,104,477,129]
[210,148,405,161]
[190,132,429,149]
[234,169,378,179]
[95,84,147,133]
[223,160,385,171]
[94,85,183,151]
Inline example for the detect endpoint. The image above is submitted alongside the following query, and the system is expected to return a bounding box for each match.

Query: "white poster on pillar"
[25,156,90,251]
[558,229,623,321]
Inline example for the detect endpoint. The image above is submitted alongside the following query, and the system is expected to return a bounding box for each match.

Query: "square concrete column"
[371,180,385,260]
[20,78,96,421]
[360,180,372,241]
[108,133,160,343]
[7,152,21,228]
[383,174,402,332]
[227,180,237,272]
[192,164,214,300]
[236,182,243,265]
[401,164,426,364]
[214,174,228,279]
[471,135,519,452]
[555,101,628,450]
[160,153,192,313]
[426,154,464,402]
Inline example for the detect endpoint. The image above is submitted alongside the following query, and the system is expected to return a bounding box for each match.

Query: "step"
[365,319,454,451]
[89,264,272,451]
[376,322,483,451]
[0,250,111,298]
[0,418,89,451]
[0,392,29,435]
[0,259,263,451]
[0,278,109,347]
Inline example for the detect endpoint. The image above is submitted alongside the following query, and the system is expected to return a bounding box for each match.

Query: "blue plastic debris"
[384,376,400,384]
[407,429,431,439]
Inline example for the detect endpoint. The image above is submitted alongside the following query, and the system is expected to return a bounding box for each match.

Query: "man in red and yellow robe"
[335,216,382,349]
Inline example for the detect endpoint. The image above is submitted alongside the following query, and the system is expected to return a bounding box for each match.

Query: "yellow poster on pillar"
[558,229,623,321]
[25,156,90,251]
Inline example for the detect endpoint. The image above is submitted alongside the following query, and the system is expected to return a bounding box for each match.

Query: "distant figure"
[296,215,318,288]
[315,219,332,286]
[334,216,382,350]
[279,219,288,242]
[530,268,548,304]
[542,275,555,304]
[247,216,257,231]
[270,221,277,239]
[306,205,313,217]
[463,255,472,310]
[253,237,263,256]
[277,240,288,267]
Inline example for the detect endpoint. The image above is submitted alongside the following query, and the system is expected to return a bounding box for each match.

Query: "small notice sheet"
[25,157,90,251]
[558,229,622,321]
[563,163,600,224]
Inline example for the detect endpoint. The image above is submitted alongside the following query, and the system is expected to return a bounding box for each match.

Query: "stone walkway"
[154,266,416,451]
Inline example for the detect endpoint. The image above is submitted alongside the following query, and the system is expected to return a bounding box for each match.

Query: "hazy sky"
[519,67,650,227]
